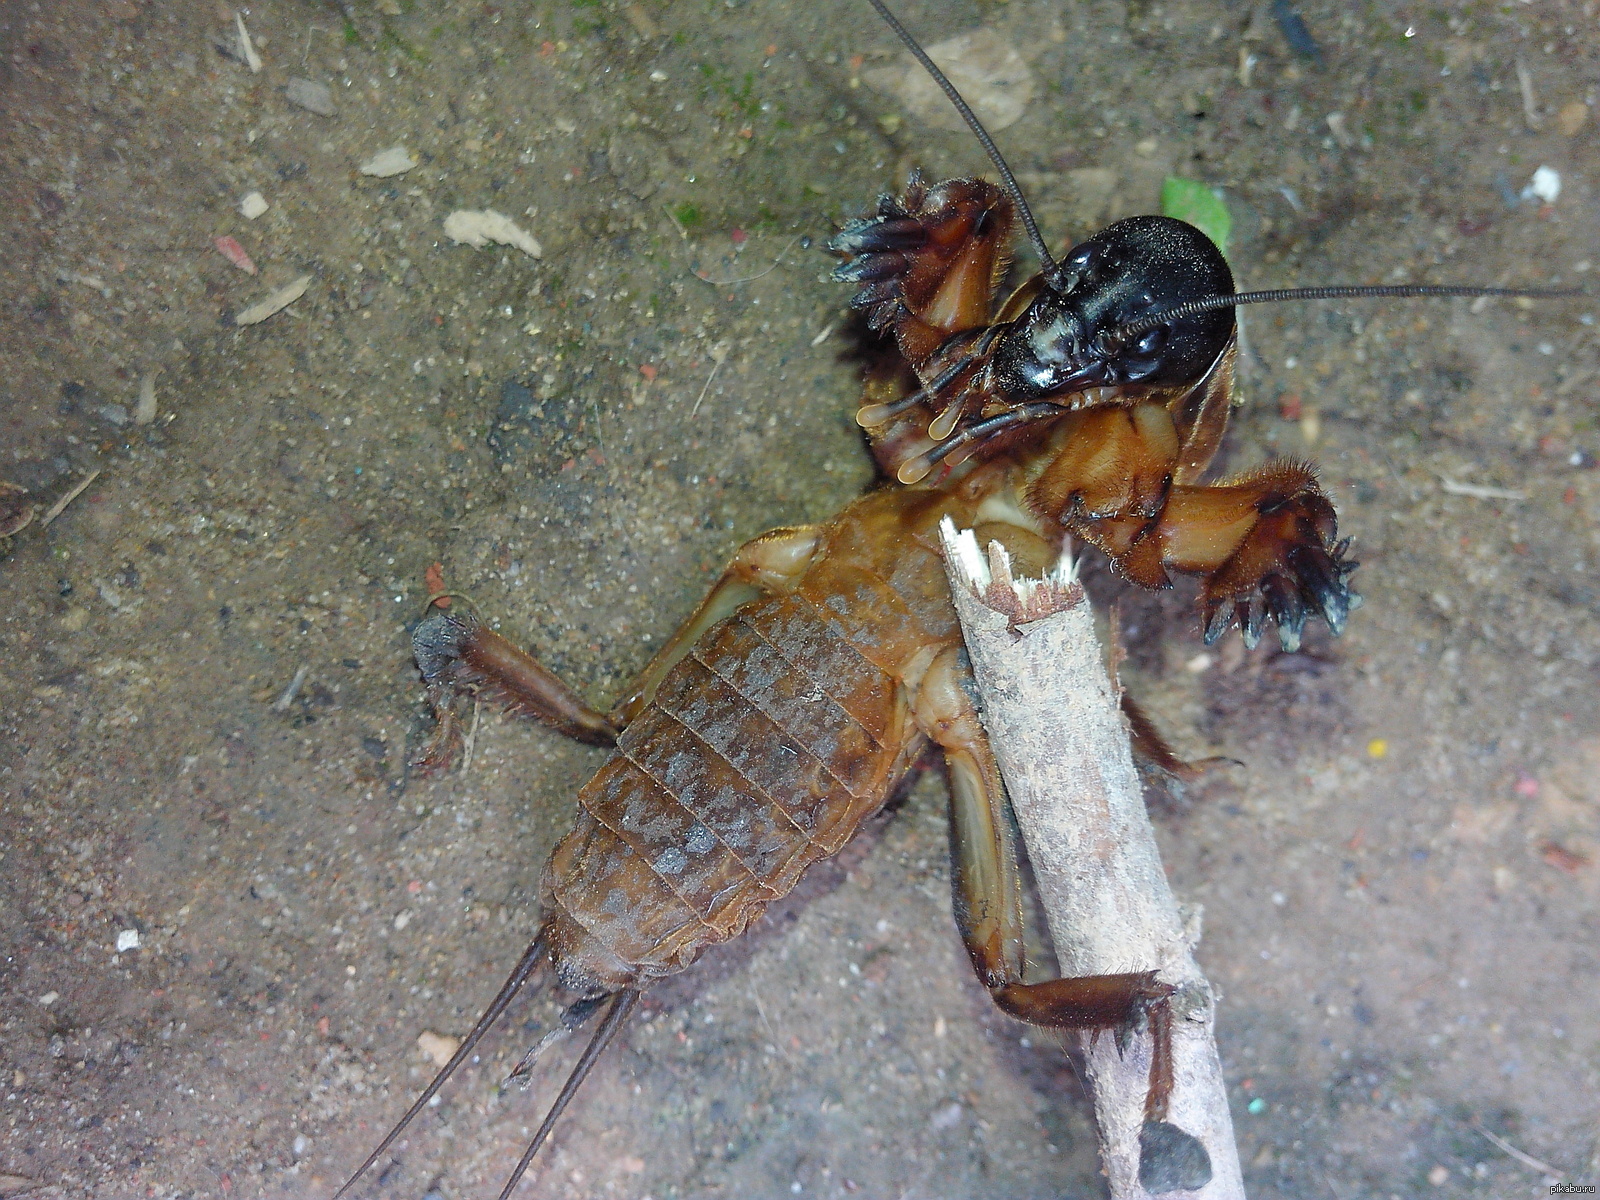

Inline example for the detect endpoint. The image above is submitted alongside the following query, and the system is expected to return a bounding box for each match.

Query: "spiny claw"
[1262,574,1306,652]
[1288,543,1347,634]
[1201,554,1357,651]
[831,251,910,285]
[828,214,926,256]
[1239,595,1266,650]
[845,277,900,307]
[1202,601,1233,646]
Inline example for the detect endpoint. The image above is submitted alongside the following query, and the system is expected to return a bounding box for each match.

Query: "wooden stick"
[938,519,1245,1200]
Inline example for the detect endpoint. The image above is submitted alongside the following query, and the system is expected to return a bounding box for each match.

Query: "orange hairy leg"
[1017,395,1354,651]
[909,630,1178,1126]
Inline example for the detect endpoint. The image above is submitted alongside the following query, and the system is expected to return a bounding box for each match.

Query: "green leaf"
[1161,177,1231,256]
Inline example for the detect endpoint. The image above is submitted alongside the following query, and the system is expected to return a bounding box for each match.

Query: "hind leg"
[411,525,822,771]
[908,646,1181,1124]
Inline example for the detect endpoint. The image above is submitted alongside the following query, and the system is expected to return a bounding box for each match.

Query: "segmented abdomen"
[540,488,968,993]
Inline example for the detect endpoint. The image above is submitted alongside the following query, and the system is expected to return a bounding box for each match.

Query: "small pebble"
[115,929,141,952]
[214,235,257,275]
[1427,1164,1449,1186]
[285,77,336,117]
[1557,100,1588,137]
[393,910,412,930]
[240,191,269,220]
[359,146,417,177]
[416,1030,461,1068]
[37,992,59,1007]
[928,1101,964,1131]
[133,374,158,425]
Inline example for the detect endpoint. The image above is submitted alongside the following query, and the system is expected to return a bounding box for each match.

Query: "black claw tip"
[831,252,907,284]
[1202,603,1232,645]
[1240,596,1265,650]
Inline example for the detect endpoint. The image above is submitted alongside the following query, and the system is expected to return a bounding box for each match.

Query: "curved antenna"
[1102,283,1581,352]
[332,935,550,1200]
[865,0,1055,273]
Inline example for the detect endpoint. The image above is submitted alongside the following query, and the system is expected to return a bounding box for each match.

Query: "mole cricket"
[331,4,1580,1196]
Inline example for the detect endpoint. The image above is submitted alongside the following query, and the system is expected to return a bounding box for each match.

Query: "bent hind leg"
[411,524,823,771]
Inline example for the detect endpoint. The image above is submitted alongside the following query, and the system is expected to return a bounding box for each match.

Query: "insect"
[334,3,1571,1196]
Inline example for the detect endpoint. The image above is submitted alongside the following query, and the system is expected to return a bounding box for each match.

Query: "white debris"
[115,929,142,952]
[57,269,111,298]
[443,209,543,259]
[863,27,1036,133]
[359,145,417,177]
[1440,477,1527,502]
[234,275,311,326]
[134,373,157,426]
[1524,165,1561,204]
[234,12,262,74]
[393,910,412,931]
[416,1030,462,1068]
[240,191,269,220]
[37,992,59,1007]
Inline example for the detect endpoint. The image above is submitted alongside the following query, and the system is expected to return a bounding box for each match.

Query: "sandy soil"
[2,0,1598,1198]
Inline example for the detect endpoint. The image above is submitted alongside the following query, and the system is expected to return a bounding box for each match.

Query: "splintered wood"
[938,518,1244,1200]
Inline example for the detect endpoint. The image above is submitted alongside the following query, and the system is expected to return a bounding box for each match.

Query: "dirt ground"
[2,0,1598,1197]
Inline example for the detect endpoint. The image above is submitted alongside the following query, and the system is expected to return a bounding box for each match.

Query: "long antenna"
[1103,283,1581,351]
[865,0,1055,273]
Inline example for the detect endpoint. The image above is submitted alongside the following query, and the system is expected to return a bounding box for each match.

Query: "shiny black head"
[990,216,1236,402]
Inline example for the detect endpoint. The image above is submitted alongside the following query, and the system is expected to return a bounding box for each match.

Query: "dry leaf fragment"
[235,275,311,326]
[443,210,543,258]
[863,28,1036,133]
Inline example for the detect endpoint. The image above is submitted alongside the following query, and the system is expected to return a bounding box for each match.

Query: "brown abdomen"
[540,489,966,994]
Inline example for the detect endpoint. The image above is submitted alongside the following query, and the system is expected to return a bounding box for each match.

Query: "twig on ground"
[39,468,103,529]
[271,666,310,713]
[1471,1123,1563,1178]
[939,519,1245,1200]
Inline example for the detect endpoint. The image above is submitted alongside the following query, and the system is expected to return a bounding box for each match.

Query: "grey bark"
[938,520,1245,1200]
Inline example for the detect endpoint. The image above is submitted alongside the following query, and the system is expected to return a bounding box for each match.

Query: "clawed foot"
[828,172,1011,336]
[829,177,933,332]
[1200,490,1360,652]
